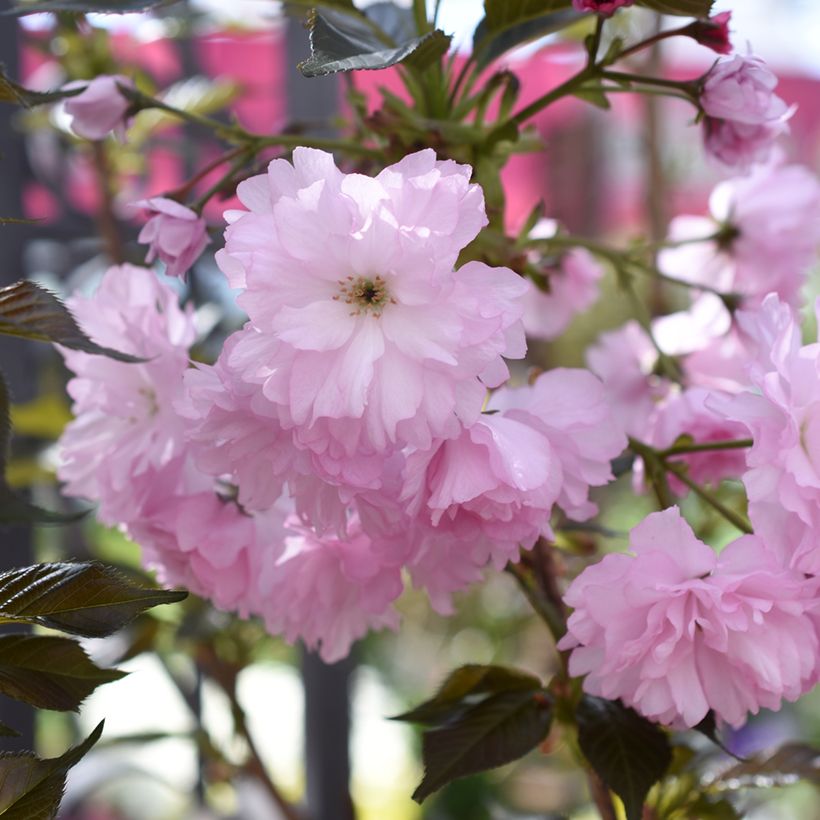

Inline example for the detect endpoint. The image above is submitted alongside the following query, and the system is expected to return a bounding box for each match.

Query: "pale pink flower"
[179,333,302,514]
[641,387,748,490]
[136,197,210,280]
[747,502,820,576]
[660,162,820,307]
[256,514,404,663]
[523,247,603,341]
[63,75,134,141]
[713,295,820,535]
[700,54,792,168]
[125,459,269,615]
[401,413,562,567]
[652,294,733,357]
[58,264,195,524]
[586,321,671,438]
[559,507,819,728]
[572,0,634,15]
[489,369,627,521]
[217,148,528,456]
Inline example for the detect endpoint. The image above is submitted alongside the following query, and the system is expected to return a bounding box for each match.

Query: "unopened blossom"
[559,507,819,728]
[572,0,634,15]
[700,54,791,168]
[63,74,134,141]
[256,514,404,663]
[136,197,210,280]
[659,162,820,307]
[58,264,195,524]
[681,12,732,55]
[217,148,528,460]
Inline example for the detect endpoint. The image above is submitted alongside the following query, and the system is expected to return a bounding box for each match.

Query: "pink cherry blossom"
[523,241,603,341]
[700,54,792,168]
[58,264,195,524]
[136,197,210,280]
[572,0,634,15]
[712,295,820,537]
[640,387,748,491]
[586,321,671,438]
[217,148,528,458]
[256,514,404,663]
[659,162,820,307]
[401,412,562,568]
[63,75,135,141]
[489,369,627,521]
[559,507,819,728]
[125,459,272,615]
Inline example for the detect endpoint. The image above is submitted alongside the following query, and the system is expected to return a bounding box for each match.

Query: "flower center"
[335,275,393,317]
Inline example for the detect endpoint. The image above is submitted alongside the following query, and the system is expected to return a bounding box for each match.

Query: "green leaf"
[412,689,553,802]
[573,86,611,108]
[637,0,715,16]
[394,664,543,725]
[473,7,582,69]
[482,0,573,33]
[0,67,83,108]
[576,696,672,820]
[0,721,103,819]
[299,8,451,77]
[0,635,125,712]
[0,281,142,363]
[0,562,187,638]
[4,0,180,15]
[712,743,820,790]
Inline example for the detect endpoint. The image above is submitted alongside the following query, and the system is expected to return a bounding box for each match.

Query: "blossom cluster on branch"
[52,4,820,744]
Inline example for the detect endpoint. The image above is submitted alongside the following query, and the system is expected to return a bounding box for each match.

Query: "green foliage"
[0,635,125,712]
[474,3,582,69]
[0,721,103,819]
[298,7,451,77]
[0,281,142,363]
[396,664,552,802]
[0,562,187,637]
[394,664,543,725]
[576,695,673,820]
[0,67,83,108]
[4,0,180,14]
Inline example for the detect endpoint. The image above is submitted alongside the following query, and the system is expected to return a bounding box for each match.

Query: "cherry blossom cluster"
[558,159,820,728]
[55,35,820,731]
[58,150,626,662]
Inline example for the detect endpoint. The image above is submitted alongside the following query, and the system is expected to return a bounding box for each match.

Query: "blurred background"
[0,0,818,817]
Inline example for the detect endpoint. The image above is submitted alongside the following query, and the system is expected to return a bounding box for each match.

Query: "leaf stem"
[660,438,753,458]
[664,463,753,534]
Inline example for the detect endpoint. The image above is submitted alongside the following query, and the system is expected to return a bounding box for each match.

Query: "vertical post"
[301,651,356,820]
[0,0,36,752]
[283,11,354,820]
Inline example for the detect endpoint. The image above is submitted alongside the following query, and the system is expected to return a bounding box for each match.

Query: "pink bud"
[63,74,134,141]
[136,197,210,280]
[682,11,733,55]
